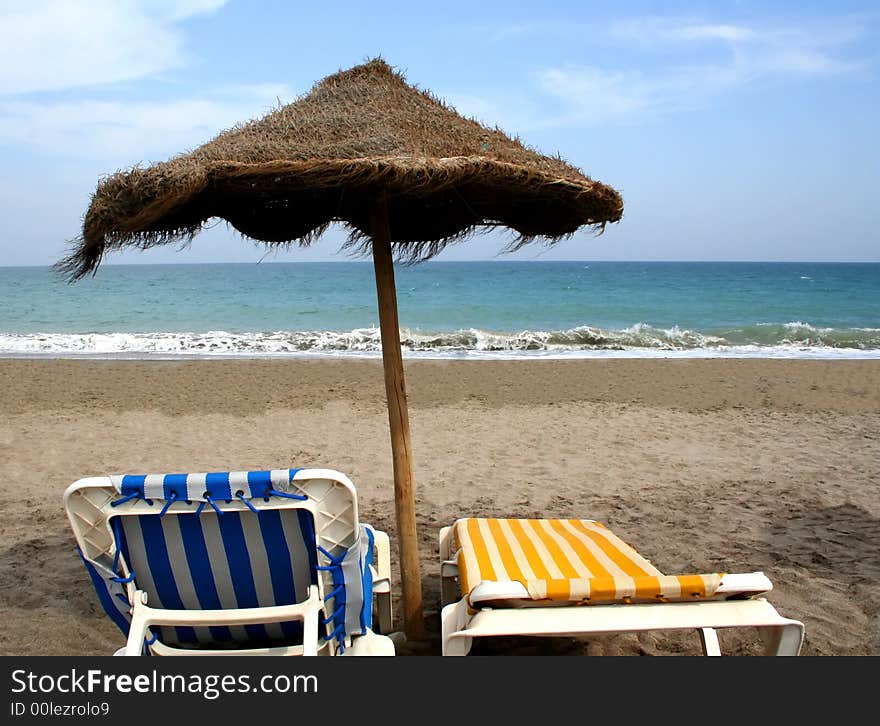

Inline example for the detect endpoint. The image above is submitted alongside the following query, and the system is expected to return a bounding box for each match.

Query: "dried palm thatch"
[60,58,623,279]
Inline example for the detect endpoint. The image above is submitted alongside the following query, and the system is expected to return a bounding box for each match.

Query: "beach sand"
[0,358,877,656]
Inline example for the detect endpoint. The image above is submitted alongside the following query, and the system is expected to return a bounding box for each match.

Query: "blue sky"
[0,0,877,266]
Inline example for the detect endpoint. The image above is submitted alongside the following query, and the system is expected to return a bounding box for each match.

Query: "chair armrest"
[439,525,455,561]
[366,525,392,582]
[363,525,393,634]
[717,572,773,595]
[441,560,458,577]
[124,588,322,656]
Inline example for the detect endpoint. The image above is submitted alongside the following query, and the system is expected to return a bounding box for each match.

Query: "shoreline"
[2,348,880,360]
[1,357,878,655]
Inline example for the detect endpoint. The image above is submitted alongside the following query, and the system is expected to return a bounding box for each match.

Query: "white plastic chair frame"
[65,469,393,656]
[439,525,805,656]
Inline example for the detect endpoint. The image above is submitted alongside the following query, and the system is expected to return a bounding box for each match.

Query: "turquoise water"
[1,261,878,358]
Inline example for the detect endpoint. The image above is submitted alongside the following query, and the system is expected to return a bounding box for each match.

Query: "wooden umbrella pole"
[369,191,426,641]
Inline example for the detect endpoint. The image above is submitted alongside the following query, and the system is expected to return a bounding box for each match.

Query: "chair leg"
[370,527,394,634]
[302,594,319,657]
[124,591,149,656]
[441,601,473,656]
[699,627,721,656]
[759,622,805,655]
[439,527,461,609]
[375,592,393,635]
[441,572,460,609]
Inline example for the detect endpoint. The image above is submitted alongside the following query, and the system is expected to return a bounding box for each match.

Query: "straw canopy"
[61,58,625,641]
[61,58,623,279]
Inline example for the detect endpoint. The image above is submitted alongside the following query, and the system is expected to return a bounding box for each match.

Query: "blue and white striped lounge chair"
[65,468,394,656]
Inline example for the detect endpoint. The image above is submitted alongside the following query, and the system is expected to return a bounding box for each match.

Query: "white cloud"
[0,84,293,161]
[0,0,274,161]
[443,15,868,132]
[675,24,756,43]
[526,16,867,127]
[530,61,750,126]
[610,17,864,78]
[145,0,228,23]
[535,67,650,124]
[0,0,228,95]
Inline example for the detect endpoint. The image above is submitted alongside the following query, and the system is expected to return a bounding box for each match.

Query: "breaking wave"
[2,322,879,359]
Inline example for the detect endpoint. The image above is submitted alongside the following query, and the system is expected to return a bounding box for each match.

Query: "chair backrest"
[64,468,375,651]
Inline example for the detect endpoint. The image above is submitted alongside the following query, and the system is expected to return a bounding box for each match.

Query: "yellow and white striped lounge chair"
[439,518,804,656]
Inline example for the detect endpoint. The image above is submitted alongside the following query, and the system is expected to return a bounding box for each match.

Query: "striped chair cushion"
[116,508,317,648]
[453,518,723,604]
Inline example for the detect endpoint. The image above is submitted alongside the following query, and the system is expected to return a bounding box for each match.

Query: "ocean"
[1,261,878,359]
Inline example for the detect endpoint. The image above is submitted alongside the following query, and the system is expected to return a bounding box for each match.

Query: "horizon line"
[3,258,880,270]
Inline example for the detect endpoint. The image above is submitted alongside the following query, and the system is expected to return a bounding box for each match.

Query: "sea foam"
[2,323,878,360]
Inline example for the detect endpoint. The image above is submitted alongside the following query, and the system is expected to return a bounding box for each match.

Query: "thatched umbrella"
[60,59,623,641]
